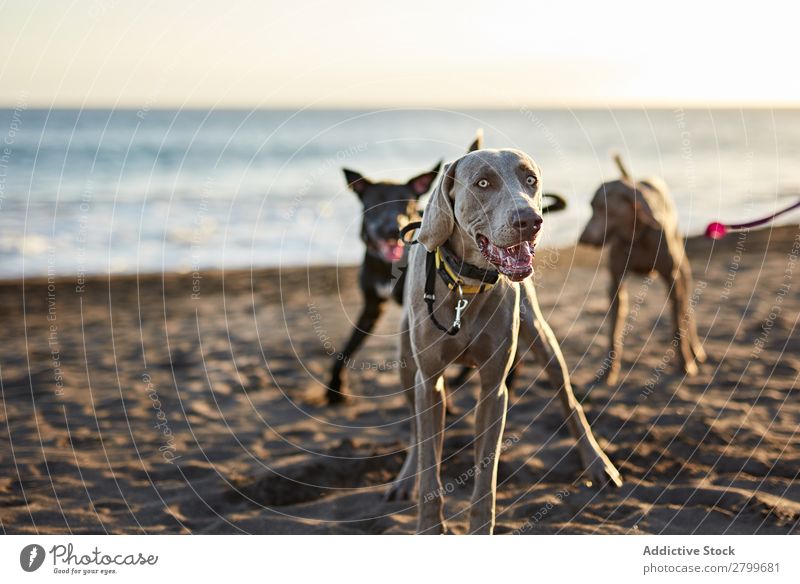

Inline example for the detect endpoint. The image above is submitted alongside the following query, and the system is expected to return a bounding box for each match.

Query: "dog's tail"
[612,151,631,180]
[541,192,567,214]
[468,129,484,153]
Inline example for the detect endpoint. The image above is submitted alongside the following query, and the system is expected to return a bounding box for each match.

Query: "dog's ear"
[634,201,659,230]
[627,186,660,230]
[418,161,457,252]
[343,168,370,197]
[467,129,484,153]
[406,161,442,197]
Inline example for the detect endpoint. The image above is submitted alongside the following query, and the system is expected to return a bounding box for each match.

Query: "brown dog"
[579,154,706,384]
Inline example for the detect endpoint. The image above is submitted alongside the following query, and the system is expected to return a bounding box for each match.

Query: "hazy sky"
[0,0,796,108]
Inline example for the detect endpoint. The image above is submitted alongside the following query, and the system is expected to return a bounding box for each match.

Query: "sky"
[0,0,797,108]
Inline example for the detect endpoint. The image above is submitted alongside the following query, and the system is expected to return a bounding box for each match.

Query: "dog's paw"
[600,366,621,386]
[694,345,707,363]
[324,382,349,406]
[324,393,349,406]
[416,520,447,535]
[681,359,699,377]
[584,455,623,489]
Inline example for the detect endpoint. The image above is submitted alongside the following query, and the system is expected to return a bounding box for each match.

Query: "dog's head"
[343,162,441,262]
[579,154,661,247]
[579,159,661,247]
[579,179,639,246]
[417,148,543,282]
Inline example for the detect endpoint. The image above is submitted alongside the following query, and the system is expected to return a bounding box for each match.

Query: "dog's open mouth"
[376,239,405,262]
[476,234,535,282]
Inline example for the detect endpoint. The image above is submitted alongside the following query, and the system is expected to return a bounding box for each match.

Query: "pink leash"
[705,198,800,239]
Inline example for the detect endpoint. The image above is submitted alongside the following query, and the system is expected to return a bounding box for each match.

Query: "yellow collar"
[434,247,498,295]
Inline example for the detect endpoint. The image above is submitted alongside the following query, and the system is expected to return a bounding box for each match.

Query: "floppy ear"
[343,168,371,197]
[467,129,484,153]
[417,161,457,252]
[629,186,661,230]
[406,161,442,197]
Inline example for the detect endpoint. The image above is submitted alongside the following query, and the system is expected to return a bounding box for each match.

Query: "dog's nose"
[376,219,401,240]
[578,228,601,247]
[510,209,543,235]
[381,226,400,240]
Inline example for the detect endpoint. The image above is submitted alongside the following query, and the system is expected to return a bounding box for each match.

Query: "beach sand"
[2,225,800,535]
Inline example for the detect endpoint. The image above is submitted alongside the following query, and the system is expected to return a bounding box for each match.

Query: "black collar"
[400,220,500,288]
[401,220,501,336]
[437,244,500,288]
[424,245,500,336]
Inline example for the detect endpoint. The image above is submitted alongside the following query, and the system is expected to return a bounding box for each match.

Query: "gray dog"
[390,147,622,535]
[579,154,706,384]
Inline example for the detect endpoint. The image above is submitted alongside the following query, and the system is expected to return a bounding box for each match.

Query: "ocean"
[1,107,799,279]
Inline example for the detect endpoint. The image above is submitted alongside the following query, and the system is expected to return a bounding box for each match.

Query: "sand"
[2,225,800,534]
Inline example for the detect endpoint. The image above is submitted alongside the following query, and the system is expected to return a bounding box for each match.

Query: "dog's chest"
[375,280,394,300]
[425,289,518,364]
[362,253,403,301]
[612,233,673,275]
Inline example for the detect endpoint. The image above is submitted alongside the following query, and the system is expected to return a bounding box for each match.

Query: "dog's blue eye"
[526,176,536,186]
[477,179,489,188]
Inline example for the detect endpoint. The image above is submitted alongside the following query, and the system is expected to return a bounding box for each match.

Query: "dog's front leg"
[415,370,447,534]
[385,324,419,501]
[325,292,385,404]
[468,377,509,535]
[520,280,622,488]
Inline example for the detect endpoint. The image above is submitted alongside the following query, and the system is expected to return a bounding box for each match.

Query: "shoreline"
[5,224,796,290]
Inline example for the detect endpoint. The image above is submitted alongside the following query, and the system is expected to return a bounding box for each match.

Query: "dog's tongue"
[478,235,535,281]
[378,240,404,262]
[498,241,533,270]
